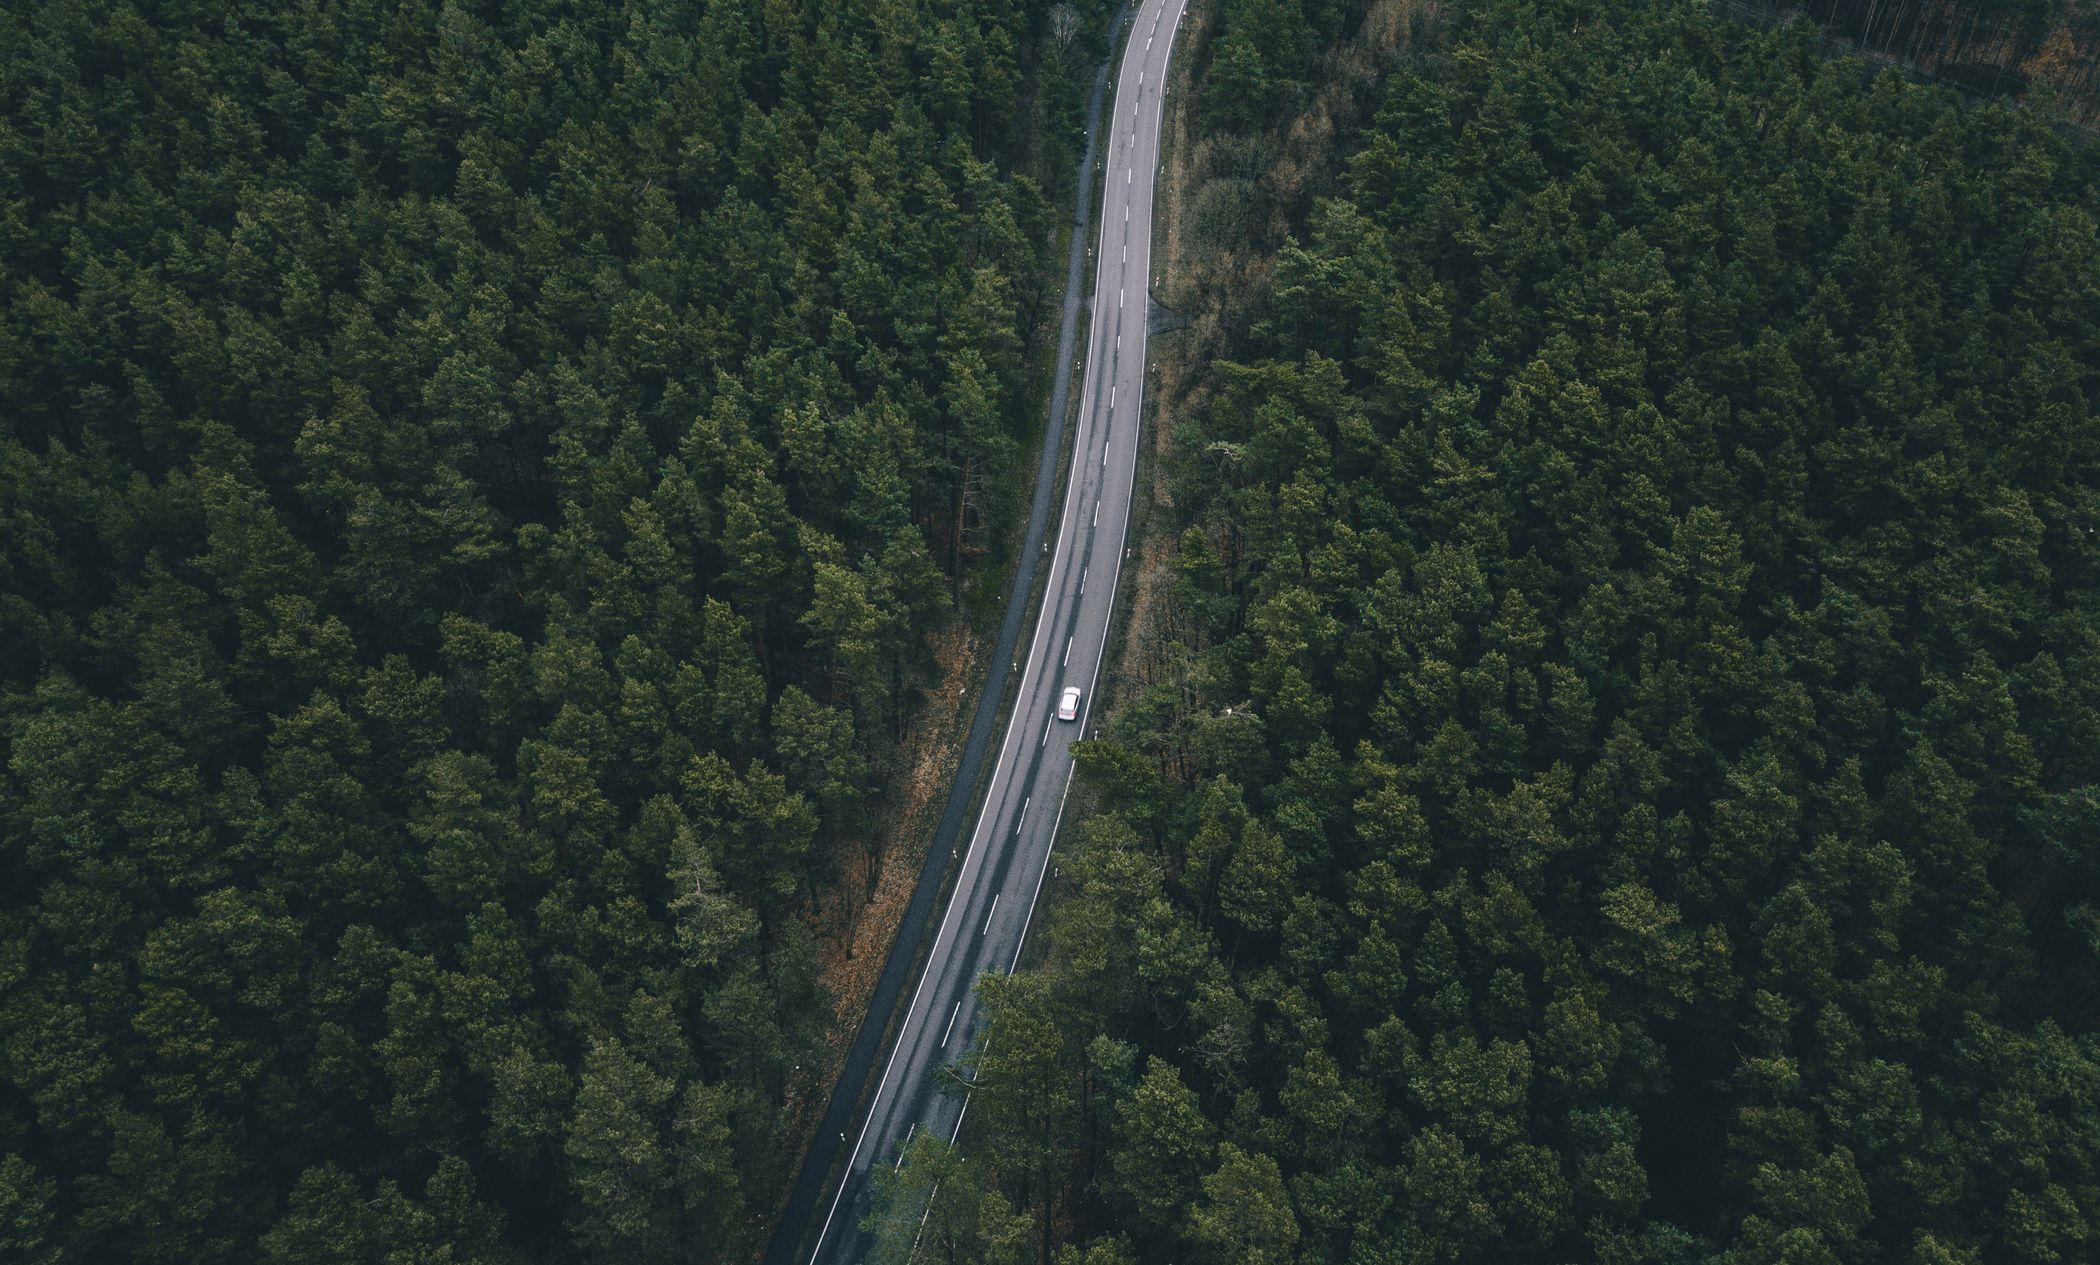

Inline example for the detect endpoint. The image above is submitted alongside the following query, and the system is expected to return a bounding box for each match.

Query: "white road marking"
[940,1002,961,1047]
[1080,566,1088,593]
[1119,287,1125,307]
[983,893,1001,932]
[1063,636,1072,666]
[1040,715,1051,746]
[895,1123,918,1169]
[810,3,1189,1255]
[1126,168,1132,184]
[1093,500,1099,526]
[1008,763,1078,970]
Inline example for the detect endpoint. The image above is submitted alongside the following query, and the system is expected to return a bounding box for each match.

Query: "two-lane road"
[780,2,1187,1259]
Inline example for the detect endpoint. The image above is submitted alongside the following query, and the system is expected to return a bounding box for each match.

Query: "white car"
[1057,686,1083,721]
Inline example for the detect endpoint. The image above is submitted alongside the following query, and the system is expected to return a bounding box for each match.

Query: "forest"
[874,0,2100,1261]
[0,0,1112,1260]
[1728,0,2100,128]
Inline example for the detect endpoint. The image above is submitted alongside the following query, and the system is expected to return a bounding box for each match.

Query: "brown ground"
[817,624,977,1011]
[801,621,981,1086]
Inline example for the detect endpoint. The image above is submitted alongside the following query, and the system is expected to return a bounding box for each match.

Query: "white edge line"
[805,63,1112,1238]
[816,4,1186,1254]
[1009,764,1079,972]
[1009,0,1180,974]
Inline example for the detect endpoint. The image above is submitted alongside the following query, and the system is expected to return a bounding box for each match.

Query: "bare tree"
[1050,3,1081,54]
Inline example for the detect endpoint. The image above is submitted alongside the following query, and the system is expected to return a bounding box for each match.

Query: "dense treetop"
[879,0,2100,1261]
[1734,0,2100,128]
[0,0,1110,1260]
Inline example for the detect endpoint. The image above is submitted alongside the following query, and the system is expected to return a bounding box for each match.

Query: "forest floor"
[804,622,981,1062]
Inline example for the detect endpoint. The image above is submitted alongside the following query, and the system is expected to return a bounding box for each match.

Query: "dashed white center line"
[895,1122,917,1168]
[812,0,1191,1249]
[1063,636,1072,666]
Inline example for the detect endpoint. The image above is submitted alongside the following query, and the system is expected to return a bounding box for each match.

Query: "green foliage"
[864,1134,1031,1265]
[900,0,2100,1259]
[0,0,1107,1259]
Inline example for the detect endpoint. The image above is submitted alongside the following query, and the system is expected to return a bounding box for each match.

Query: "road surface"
[769,2,1186,1259]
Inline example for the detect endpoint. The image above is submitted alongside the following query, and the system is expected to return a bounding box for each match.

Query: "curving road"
[767,2,1188,1260]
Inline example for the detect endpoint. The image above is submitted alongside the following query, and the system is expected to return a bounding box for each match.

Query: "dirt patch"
[805,621,979,1052]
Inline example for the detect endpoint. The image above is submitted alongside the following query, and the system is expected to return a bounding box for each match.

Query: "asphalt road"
[773,2,1188,1260]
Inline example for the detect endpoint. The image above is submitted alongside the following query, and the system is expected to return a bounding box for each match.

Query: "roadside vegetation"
[1726,0,2100,129]
[887,0,2100,1261]
[0,1,1118,1260]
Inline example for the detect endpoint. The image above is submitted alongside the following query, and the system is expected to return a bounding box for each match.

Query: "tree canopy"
[0,0,1113,1259]
[906,0,2100,1261]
